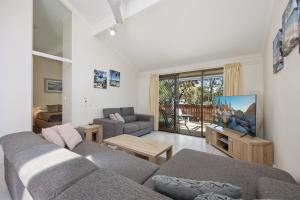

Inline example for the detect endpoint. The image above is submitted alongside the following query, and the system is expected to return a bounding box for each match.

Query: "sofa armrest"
[136,114,154,122]
[257,177,300,199]
[93,118,124,139]
[136,114,154,131]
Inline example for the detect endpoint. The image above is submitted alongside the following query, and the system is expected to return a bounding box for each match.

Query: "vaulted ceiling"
[34,0,274,71]
[99,0,274,71]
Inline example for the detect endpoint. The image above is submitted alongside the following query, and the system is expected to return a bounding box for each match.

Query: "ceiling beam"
[92,0,161,36]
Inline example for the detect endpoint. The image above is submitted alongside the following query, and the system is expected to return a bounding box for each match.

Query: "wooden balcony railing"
[159,103,213,123]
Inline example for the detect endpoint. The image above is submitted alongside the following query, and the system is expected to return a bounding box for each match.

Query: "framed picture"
[282,0,299,56]
[273,29,284,74]
[94,69,107,89]
[109,70,120,87]
[282,0,298,26]
[44,79,62,93]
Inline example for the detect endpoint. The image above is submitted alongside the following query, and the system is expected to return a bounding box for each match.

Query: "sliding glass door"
[159,75,178,132]
[159,68,223,137]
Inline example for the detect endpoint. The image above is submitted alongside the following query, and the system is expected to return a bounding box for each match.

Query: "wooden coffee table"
[103,134,173,164]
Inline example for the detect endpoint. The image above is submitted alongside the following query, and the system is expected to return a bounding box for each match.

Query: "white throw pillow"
[57,123,82,150]
[109,114,118,121]
[42,126,65,147]
[115,113,125,123]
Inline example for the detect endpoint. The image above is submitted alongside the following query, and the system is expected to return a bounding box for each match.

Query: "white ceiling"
[34,0,274,71]
[98,0,274,71]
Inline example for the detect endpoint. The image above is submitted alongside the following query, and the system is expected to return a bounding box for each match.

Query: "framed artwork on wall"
[44,79,62,93]
[273,29,284,74]
[109,70,120,87]
[94,69,107,89]
[282,0,299,56]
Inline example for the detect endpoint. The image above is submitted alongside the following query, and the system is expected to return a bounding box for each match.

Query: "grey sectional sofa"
[94,107,154,139]
[1,131,300,200]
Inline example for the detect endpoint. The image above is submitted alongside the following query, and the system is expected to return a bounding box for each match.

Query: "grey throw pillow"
[152,175,241,200]
[194,193,237,200]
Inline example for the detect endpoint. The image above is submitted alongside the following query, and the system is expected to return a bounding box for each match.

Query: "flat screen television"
[212,95,257,137]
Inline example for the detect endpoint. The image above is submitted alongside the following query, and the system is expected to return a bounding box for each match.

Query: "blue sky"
[215,95,256,112]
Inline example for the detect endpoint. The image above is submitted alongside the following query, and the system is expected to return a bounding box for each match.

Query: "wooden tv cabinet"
[206,125,273,166]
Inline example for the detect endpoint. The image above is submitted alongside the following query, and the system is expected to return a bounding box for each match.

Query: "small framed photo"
[282,0,299,56]
[273,29,284,74]
[44,79,62,93]
[94,69,107,89]
[109,70,120,87]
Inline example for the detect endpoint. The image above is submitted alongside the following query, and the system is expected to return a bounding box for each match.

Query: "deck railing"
[179,104,213,123]
[159,103,213,123]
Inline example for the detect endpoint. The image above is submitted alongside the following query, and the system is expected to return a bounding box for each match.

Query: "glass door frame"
[158,74,179,133]
[159,67,223,137]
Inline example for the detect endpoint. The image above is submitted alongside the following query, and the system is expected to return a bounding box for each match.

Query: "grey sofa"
[1,131,300,200]
[94,107,154,139]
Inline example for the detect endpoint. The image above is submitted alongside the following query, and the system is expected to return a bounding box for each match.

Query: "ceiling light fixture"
[108,28,116,36]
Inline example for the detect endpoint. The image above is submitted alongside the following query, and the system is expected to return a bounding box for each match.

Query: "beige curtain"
[224,63,242,96]
[149,74,159,131]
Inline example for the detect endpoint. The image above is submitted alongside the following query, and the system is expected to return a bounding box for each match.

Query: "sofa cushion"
[115,112,125,123]
[123,115,137,123]
[57,123,82,150]
[109,113,118,121]
[103,108,121,118]
[13,145,98,200]
[0,132,99,200]
[152,175,241,200]
[47,104,59,112]
[71,140,111,157]
[0,131,50,160]
[123,122,140,133]
[54,168,171,200]
[135,121,152,129]
[257,177,300,200]
[84,149,159,184]
[42,126,65,147]
[121,107,135,116]
[144,149,297,200]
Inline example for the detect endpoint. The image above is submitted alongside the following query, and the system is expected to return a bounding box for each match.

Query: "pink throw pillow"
[57,123,82,150]
[42,126,65,147]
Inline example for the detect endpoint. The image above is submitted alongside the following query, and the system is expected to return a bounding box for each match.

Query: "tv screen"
[213,95,257,137]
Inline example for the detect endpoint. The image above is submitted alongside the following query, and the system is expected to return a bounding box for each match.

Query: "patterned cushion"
[152,175,241,200]
[194,193,236,200]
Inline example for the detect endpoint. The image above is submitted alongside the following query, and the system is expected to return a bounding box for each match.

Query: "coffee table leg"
[149,156,159,164]
[166,147,173,160]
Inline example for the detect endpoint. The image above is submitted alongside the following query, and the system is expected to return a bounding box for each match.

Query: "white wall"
[0,0,32,162]
[71,14,138,125]
[137,54,264,136]
[33,56,62,107]
[263,0,300,181]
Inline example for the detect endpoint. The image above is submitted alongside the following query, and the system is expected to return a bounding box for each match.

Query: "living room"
[1,0,300,200]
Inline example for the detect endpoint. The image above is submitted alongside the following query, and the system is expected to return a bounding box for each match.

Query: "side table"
[80,124,103,143]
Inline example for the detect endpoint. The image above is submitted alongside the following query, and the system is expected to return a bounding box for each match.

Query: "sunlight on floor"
[143,131,227,157]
